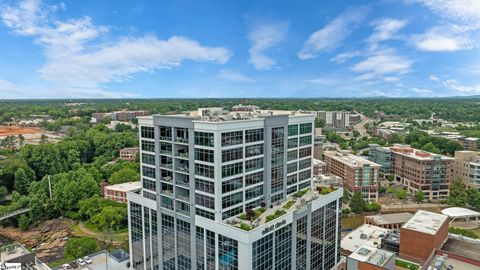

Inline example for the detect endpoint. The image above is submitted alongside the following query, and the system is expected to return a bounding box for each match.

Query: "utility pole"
[48,175,52,199]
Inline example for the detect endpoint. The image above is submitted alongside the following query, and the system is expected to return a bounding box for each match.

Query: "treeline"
[2,98,480,123]
[0,123,138,230]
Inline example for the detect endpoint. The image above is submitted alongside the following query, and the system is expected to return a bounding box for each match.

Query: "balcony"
[176,165,190,174]
[176,193,190,202]
[175,152,189,159]
[176,180,190,188]
[160,136,172,141]
[160,163,173,170]
[161,176,173,182]
[160,150,172,155]
[175,137,189,144]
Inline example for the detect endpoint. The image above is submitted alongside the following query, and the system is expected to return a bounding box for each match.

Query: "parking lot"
[52,251,129,270]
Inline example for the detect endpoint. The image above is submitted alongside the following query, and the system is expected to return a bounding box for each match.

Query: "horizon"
[0,0,479,99]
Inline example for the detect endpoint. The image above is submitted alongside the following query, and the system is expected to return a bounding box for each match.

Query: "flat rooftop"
[324,151,381,168]
[341,224,390,253]
[402,210,448,235]
[349,245,395,267]
[0,242,30,262]
[427,253,480,270]
[365,212,413,225]
[105,181,141,192]
[391,146,454,161]
[442,238,480,261]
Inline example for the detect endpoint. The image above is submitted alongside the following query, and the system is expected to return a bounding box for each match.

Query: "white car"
[62,264,71,270]
[83,256,92,264]
[76,259,86,266]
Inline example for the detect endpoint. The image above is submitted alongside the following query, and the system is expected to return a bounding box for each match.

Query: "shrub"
[342,208,351,215]
[64,237,100,259]
[238,213,248,220]
[282,200,295,209]
[449,227,479,239]
[239,223,252,231]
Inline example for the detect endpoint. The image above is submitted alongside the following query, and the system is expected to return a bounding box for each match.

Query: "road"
[353,114,373,138]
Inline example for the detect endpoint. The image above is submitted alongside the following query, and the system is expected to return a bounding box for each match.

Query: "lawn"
[395,258,419,270]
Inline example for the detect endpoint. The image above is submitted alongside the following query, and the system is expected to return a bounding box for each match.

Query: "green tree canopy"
[447,178,467,207]
[14,168,33,195]
[64,237,100,259]
[108,167,140,185]
[350,191,366,213]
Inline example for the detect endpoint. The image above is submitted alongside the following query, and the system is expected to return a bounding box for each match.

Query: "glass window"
[196,208,214,220]
[288,124,298,136]
[287,174,298,186]
[288,138,298,149]
[195,163,215,179]
[195,132,214,147]
[142,153,155,165]
[195,148,214,163]
[245,172,263,186]
[245,144,263,158]
[245,185,263,201]
[142,166,156,178]
[252,234,273,270]
[222,147,243,162]
[299,170,311,181]
[299,135,312,146]
[195,178,215,194]
[141,140,155,152]
[299,123,312,134]
[299,159,311,170]
[245,128,264,143]
[159,126,172,140]
[222,206,243,220]
[287,162,297,174]
[222,177,243,193]
[222,162,243,178]
[218,235,238,270]
[287,150,298,161]
[299,147,312,158]
[222,191,243,208]
[143,178,156,191]
[141,126,154,139]
[245,157,263,172]
[195,193,215,209]
[222,131,243,147]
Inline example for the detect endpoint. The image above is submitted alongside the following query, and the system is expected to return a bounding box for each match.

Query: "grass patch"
[449,227,479,239]
[238,208,267,221]
[266,210,286,223]
[282,200,295,209]
[395,259,419,270]
[293,189,309,198]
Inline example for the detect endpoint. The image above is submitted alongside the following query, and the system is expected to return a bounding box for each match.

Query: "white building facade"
[127,109,343,270]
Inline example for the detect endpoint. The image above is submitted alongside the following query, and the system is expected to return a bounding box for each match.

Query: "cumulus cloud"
[413,0,480,24]
[0,0,231,91]
[247,20,289,71]
[413,24,475,52]
[442,79,480,93]
[218,69,255,82]
[297,6,369,59]
[330,51,360,64]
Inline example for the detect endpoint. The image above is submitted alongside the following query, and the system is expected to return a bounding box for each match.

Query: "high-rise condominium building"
[323,151,380,202]
[453,151,480,189]
[127,108,343,270]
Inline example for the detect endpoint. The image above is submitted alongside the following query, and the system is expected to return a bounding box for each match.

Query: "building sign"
[261,219,287,235]
[0,263,21,270]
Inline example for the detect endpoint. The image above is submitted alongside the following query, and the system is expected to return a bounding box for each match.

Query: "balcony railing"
[160,136,172,141]
[177,208,190,216]
[160,150,172,155]
[175,137,189,143]
[176,194,190,202]
[161,176,173,182]
[176,166,190,173]
[176,152,189,158]
[177,180,189,187]
[160,163,173,170]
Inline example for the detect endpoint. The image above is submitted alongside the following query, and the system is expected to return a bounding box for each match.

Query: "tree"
[396,189,407,201]
[365,202,381,212]
[350,191,366,213]
[91,206,127,231]
[40,134,48,143]
[0,186,8,202]
[0,135,16,149]
[447,178,467,207]
[467,189,480,211]
[64,237,100,259]
[108,167,139,184]
[414,190,425,203]
[18,134,25,147]
[18,214,30,230]
[14,168,33,195]
[342,189,351,204]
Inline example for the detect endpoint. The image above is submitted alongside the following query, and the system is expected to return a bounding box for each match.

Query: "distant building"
[364,212,413,229]
[391,145,454,201]
[368,144,393,175]
[119,147,139,162]
[313,158,327,176]
[459,137,479,151]
[347,245,396,270]
[104,181,141,203]
[454,151,480,189]
[314,111,355,130]
[91,110,149,123]
[323,151,380,202]
[399,210,449,264]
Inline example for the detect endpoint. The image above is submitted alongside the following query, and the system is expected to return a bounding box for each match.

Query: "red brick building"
[119,147,139,162]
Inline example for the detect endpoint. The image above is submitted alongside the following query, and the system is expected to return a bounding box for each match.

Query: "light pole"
[105,251,109,270]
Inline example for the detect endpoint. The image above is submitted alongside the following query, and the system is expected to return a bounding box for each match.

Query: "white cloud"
[351,50,413,80]
[412,87,433,94]
[429,75,440,81]
[413,24,475,52]
[442,79,480,93]
[383,76,400,82]
[247,20,289,71]
[413,0,480,24]
[218,69,255,82]
[330,51,360,64]
[297,6,369,60]
[367,18,407,50]
[1,0,231,90]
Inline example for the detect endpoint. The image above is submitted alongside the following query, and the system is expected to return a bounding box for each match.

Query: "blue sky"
[0,0,479,98]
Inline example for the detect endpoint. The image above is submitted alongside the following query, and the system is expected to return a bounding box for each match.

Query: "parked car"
[83,256,92,264]
[62,264,71,270]
[76,259,86,267]
[69,261,78,269]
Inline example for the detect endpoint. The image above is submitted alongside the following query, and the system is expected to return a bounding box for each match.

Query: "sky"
[0,0,479,99]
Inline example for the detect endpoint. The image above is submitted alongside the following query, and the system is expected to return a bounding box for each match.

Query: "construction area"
[0,126,64,145]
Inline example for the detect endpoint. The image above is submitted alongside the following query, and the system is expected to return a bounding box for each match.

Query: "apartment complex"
[313,111,361,130]
[390,145,453,201]
[119,147,139,162]
[323,151,380,202]
[91,110,149,123]
[454,151,480,189]
[127,108,343,270]
[368,144,393,175]
[104,182,141,203]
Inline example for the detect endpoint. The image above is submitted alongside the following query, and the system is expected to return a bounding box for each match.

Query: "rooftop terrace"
[402,210,448,235]
[324,151,381,168]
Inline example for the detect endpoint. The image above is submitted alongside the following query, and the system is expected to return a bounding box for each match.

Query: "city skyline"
[0,0,479,99]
